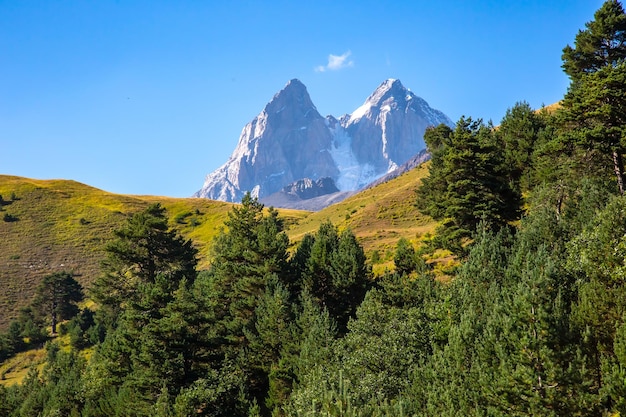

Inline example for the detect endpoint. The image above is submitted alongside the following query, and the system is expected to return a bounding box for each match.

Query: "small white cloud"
[315,51,354,72]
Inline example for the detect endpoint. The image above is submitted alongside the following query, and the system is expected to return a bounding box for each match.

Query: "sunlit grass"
[0,165,441,330]
[284,163,442,276]
[0,347,46,386]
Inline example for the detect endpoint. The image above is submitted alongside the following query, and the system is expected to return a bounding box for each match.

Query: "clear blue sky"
[0,0,604,197]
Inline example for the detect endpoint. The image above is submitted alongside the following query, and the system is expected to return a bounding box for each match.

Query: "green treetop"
[562,0,626,82]
[560,0,626,194]
[32,271,83,335]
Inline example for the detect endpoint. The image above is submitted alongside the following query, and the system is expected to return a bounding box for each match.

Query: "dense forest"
[2,1,626,415]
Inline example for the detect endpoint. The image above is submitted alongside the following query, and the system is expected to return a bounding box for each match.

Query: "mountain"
[260,177,355,211]
[194,79,337,202]
[194,79,452,206]
[331,79,449,190]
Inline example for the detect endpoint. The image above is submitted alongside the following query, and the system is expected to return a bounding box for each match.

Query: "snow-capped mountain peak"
[195,79,453,208]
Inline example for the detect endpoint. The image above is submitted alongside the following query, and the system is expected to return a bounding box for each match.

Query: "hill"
[287,162,435,271]
[0,175,308,330]
[0,166,434,330]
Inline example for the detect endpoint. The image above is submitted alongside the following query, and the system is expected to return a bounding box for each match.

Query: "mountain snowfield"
[194,78,453,205]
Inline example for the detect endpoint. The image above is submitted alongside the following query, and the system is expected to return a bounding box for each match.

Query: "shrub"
[3,213,18,222]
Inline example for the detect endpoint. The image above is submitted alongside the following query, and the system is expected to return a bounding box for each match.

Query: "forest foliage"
[3,1,626,416]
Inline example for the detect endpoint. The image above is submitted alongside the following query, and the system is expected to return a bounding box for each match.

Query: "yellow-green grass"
[539,102,561,113]
[0,347,46,386]
[0,165,436,330]
[0,331,88,386]
[285,163,437,273]
[0,175,306,330]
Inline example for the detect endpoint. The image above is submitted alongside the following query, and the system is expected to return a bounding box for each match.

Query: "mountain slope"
[0,164,434,330]
[0,175,306,329]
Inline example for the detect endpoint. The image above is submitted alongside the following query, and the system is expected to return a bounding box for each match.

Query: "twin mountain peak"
[194,78,453,210]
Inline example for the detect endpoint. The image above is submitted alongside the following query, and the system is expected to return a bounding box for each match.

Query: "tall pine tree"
[560,0,626,194]
[416,117,521,252]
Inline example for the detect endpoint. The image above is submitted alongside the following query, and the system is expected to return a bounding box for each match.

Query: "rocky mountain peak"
[195,79,452,208]
[194,79,336,202]
[265,78,317,117]
[365,78,406,105]
[346,78,413,123]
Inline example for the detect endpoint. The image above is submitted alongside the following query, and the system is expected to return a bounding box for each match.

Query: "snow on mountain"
[339,78,452,179]
[195,78,453,207]
[326,116,379,190]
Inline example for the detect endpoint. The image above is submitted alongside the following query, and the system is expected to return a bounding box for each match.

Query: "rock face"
[194,79,336,202]
[280,177,339,200]
[195,78,452,205]
[260,177,349,211]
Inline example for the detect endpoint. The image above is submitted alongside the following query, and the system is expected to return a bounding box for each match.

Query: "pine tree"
[560,0,626,194]
[562,0,626,82]
[482,247,590,415]
[495,101,546,192]
[244,277,299,413]
[91,203,197,326]
[393,237,418,276]
[202,194,292,415]
[32,271,83,335]
[208,193,290,346]
[85,204,200,415]
[416,118,521,252]
[301,222,371,333]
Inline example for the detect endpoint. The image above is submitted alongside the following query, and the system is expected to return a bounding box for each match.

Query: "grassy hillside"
[287,163,437,273]
[0,166,434,330]
[0,175,307,329]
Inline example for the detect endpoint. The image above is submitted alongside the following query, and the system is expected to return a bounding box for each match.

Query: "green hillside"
[288,163,436,271]
[0,168,433,330]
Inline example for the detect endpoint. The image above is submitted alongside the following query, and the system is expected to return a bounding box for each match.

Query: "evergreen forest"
[3,1,626,415]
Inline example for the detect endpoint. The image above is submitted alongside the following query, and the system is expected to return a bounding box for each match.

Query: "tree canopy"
[416,117,521,252]
[32,271,83,335]
[560,0,626,194]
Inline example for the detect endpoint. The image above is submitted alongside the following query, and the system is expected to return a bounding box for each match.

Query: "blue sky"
[0,1,604,197]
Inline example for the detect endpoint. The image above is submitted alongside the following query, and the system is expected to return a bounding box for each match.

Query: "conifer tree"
[91,203,197,325]
[244,277,299,413]
[105,203,197,285]
[208,193,290,345]
[32,271,83,335]
[201,194,292,414]
[495,101,546,192]
[562,0,626,82]
[301,222,371,333]
[393,237,418,276]
[416,118,521,252]
[560,0,626,194]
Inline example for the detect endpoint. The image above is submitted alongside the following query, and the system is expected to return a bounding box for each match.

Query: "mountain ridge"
[195,78,452,205]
